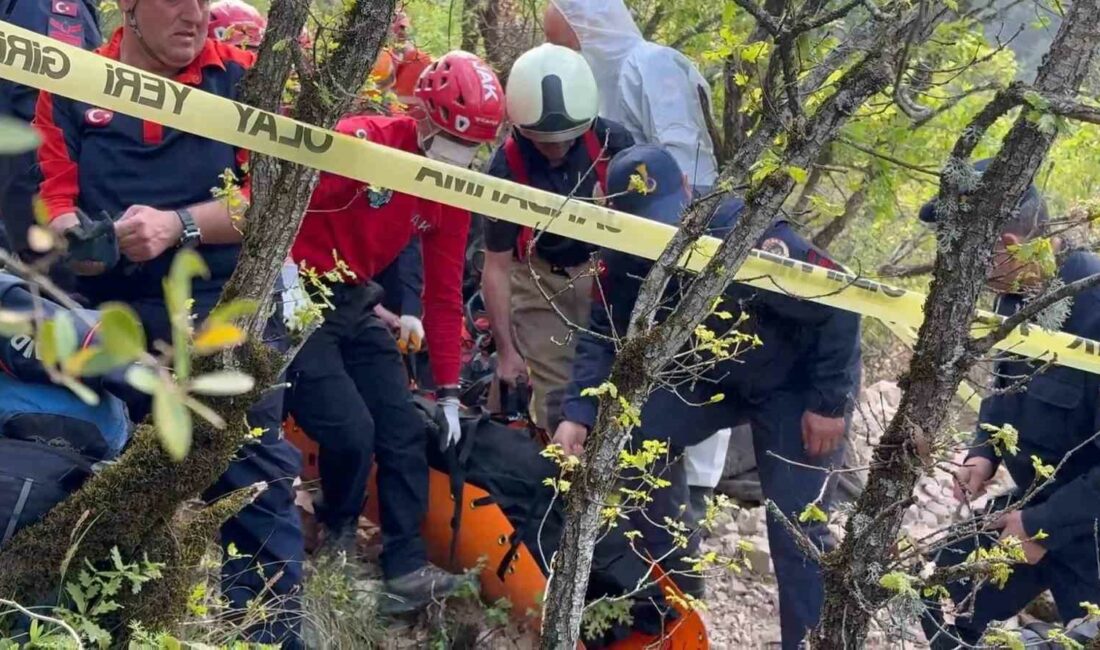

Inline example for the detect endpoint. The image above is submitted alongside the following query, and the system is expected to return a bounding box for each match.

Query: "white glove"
[441,397,462,448]
[397,314,425,353]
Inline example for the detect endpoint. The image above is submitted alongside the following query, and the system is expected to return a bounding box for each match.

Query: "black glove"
[64,210,119,276]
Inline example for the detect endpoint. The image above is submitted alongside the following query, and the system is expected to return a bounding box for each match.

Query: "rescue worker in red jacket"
[288,50,505,614]
[389,10,433,105]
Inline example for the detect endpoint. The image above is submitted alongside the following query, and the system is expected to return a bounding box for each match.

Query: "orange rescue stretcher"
[283,418,708,649]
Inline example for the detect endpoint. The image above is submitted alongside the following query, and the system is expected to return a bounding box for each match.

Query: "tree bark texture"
[0,0,395,625]
[539,4,919,646]
[811,1,1100,646]
[461,0,482,53]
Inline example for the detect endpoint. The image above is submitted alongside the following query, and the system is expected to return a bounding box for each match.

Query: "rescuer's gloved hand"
[440,396,462,449]
[397,314,425,353]
[64,210,119,276]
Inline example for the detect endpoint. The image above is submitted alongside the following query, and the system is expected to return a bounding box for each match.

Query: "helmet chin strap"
[126,6,181,74]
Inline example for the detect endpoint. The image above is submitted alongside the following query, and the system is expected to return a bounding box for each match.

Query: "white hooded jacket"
[550,0,718,188]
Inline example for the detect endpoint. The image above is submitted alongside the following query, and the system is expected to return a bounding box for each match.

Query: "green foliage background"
[102,0,1098,284]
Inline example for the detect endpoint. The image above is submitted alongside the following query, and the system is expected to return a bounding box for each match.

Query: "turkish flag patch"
[51,0,78,16]
[84,108,113,127]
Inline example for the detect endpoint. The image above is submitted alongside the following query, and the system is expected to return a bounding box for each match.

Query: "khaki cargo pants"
[510,253,595,431]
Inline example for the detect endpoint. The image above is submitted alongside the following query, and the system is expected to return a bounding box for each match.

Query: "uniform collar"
[515,130,587,173]
[97,28,227,85]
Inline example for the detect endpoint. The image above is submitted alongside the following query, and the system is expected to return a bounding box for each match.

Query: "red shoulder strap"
[503,137,534,260]
[502,136,530,185]
[582,129,609,193]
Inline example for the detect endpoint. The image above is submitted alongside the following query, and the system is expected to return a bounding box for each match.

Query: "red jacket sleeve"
[420,201,469,386]
[33,91,80,220]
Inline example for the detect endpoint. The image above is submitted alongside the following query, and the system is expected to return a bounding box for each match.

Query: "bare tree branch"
[731,0,782,35]
[878,261,935,278]
[797,0,864,32]
[970,272,1100,358]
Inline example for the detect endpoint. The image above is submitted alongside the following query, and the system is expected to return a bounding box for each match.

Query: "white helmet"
[505,43,598,143]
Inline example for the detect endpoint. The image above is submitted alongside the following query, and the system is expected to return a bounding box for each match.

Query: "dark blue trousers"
[635,387,842,649]
[285,282,429,580]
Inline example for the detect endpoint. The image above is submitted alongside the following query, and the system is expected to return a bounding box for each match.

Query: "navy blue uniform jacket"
[561,197,862,434]
[970,250,1100,552]
[1,0,101,249]
[33,29,253,303]
[0,0,101,122]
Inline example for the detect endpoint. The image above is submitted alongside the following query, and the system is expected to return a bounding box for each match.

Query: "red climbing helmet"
[208,0,266,49]
[414,51,504,145]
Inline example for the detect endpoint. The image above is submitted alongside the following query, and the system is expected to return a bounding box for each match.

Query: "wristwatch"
[437,386,461,400]
[175,208,201,247]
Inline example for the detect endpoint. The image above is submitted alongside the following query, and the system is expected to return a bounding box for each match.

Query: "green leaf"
[798,502,828,524]
[0,309,32,337]
[166,249,209,380]
[168,248,210,286]
[741,41,770,64]
[38,318,59,367]
[0,116,40,154]
[750,155,780,186]
[184,396,226,429]
[58,374,99,406]
[1022,90,1050,112]
[879,571,917,597]
[90,599,123,617]
[65,582,87,614]
[787,165,810,184]
[125,365,160,395]
[70,346,126,377]
[206,299,259,326]
[981,422,1020,457]
[1030,455,1055,480]
[52,312,78,364]
[984,628,1026,650]
[99,302,147,362]
[193,323,247,355]
[190,371,255,396]
[153,385,192,461]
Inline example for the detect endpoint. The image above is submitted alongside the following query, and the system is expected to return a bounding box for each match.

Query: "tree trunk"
[0,0,396,627]
[472,0,538,85]
[811,1,1100,646]
[461,0,482,53]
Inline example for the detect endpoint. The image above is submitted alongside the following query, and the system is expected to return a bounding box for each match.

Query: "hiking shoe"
[378,564,465,615]
[318,523,359,561]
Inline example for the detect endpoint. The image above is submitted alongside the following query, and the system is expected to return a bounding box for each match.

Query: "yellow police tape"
[4,20,1100,379]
